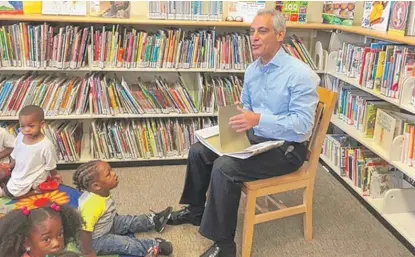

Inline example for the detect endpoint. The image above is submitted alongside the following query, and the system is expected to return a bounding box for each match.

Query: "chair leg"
[303,187,313,241]
[242,189,257,257]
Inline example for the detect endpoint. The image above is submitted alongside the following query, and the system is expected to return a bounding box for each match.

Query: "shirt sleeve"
[241,70,252,111]
[10,133,21,159]
[3,130,15,149]
[258,72,319,140]
[80,196,105,232]
[43,141,57,171]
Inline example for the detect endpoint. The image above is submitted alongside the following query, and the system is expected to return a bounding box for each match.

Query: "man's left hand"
[229,106,261,132]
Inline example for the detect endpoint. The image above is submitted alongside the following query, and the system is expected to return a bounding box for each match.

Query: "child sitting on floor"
[0,203,83,257]
[0,127,15,183]
[73,160,174,257]
[0,105,61,199]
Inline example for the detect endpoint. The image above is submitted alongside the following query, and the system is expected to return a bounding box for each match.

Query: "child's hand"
[84,252,97,257]
[0,163,12,172]
[51,174,63,183]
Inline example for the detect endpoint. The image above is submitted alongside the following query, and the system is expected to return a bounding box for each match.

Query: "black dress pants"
[179,130,307,242]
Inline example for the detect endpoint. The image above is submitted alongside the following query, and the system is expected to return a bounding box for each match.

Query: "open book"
[195,105,284,159]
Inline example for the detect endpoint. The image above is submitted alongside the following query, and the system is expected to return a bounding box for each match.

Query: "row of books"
[333,81,415,169]
[200,74,242,113]
[334,42,415,100]
[0,120,82,163]
[149,1,223,21]
[0,22,317,71]
[322,134,412,199]
[91,117,216,160]
[0,72,246,117]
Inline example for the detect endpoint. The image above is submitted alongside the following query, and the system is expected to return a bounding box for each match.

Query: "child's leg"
[111,207,172,235]
[92,233,157,256]
[111,214,155,235]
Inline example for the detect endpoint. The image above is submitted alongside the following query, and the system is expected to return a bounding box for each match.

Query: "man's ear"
[276,30,285,42]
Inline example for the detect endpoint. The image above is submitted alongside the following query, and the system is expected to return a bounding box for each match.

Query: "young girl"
[0,203,83,257]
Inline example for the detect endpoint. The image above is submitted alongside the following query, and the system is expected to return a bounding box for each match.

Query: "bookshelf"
[1,10,415,253]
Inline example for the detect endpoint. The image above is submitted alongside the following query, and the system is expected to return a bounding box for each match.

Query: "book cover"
[0,1,23,14]
[322,1,355,26]
[387,1,410,37]
[361,1,392,32]
[42,1,86,16]
[406,2,415,36]
[89,1,130,19]
[23,1,42,14]
[275,1,308,24]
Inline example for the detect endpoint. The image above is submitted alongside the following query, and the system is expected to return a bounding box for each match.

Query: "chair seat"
[243,162,310,191]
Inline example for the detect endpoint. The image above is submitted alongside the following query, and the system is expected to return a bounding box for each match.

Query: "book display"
[0,1,415,253]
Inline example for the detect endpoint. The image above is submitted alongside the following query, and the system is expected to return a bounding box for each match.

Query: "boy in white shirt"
[0,105,61,199]
[0,127,15,183]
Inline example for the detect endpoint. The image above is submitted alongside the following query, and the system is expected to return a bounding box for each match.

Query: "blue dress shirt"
[241,48,320,143]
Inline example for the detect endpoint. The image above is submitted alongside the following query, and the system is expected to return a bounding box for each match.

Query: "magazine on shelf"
[195,105,284,159]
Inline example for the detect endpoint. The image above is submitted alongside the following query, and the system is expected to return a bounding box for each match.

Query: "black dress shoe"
[166,206,202,226]
[200,243,236,257]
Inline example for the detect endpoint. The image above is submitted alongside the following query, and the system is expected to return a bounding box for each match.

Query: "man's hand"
[229,106,261,132]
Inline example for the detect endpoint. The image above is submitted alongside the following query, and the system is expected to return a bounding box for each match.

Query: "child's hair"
[45,250,82,257]
[19,105,45,121]
[73,160,103,192]
[0,204,83,257]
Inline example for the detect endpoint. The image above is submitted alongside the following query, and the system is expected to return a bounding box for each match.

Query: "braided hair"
[0,204,83,257]
[72,160,102,192]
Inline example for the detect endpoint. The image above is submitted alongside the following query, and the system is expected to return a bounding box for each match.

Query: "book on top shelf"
[387,1,410,37]
[42,1,87,16]
[0,1,23,14]
[227,1,266,23]
[275,1,309,24]
[321,1,355,26]
[89,1,130,19]
[361,1,392,32]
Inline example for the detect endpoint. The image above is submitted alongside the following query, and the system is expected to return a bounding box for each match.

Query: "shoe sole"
[158,207,173,233]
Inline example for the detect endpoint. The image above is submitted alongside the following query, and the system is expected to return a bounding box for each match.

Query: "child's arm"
[0,147,13,161]
[80,230,97,257]
[44,140,61,182]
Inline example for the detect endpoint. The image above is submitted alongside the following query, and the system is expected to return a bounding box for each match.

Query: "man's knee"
[212,156,235,180]
[188,142,206,160]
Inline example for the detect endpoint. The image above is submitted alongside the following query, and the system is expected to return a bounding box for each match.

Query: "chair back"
[305,87,338,184]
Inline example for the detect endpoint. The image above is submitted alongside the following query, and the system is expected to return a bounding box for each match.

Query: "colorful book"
[275,1,308,23]
[0,1,23,14]
[361,1,392,32]
[387,1,410,37]
[89,1,130,19]
[322,1,355,26]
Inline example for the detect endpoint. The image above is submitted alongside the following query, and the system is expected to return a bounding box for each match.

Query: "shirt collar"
[258,47,286,72]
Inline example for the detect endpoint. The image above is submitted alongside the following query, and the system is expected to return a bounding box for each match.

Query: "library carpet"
[61,164,413,257]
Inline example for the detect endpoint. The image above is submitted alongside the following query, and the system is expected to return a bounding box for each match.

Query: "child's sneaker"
[145,238,173,256]
[152,206,173,233]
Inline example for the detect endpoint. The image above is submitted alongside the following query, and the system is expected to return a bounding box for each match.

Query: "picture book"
[322,1,355,26]
[42,1,86,16]
[361,1,392,32]
[89,1,131,19]
[0,1,23,14]
[275,1,308,24]
[387,1,410,37]
[23,1,42,15]
[227,1,265,23]
[406,2,415,36]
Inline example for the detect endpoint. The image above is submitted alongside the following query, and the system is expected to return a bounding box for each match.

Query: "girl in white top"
[0,105,61,199]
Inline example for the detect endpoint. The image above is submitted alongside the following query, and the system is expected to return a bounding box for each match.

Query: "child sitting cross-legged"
[0,105,61,199]
[73,160,174,257]
[0,203,83,257]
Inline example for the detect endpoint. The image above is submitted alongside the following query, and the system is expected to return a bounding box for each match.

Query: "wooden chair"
[241,87,338,257]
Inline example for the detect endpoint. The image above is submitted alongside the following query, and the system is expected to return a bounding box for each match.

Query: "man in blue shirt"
[167,9,319,257]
